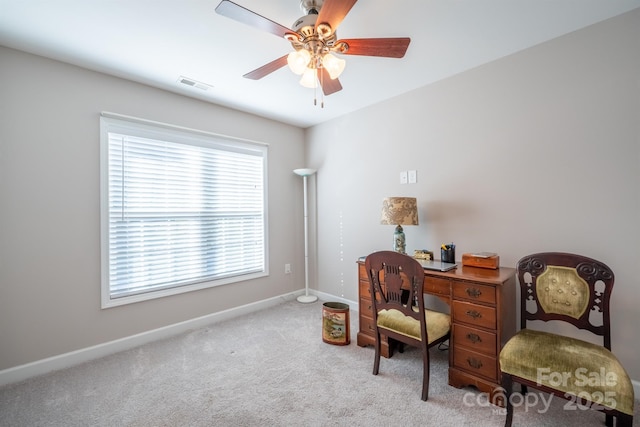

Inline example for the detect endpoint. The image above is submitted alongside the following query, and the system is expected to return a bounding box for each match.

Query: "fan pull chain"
[311,69,324,108]
[320,68,324,108]
[313,82,317,106]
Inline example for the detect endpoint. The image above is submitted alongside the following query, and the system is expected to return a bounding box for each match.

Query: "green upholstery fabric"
[536,266,589,319]
[377,309,451,344]
[500,329,634,416]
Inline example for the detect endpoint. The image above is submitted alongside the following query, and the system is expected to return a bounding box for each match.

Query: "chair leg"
[502,374,514,427]
[614,413,633,427]
[372,331,381,376]
[605,414,612,427]
[421,347,430,401]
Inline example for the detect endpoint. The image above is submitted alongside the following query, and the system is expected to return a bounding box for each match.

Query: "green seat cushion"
[500,329,634,415]
[377,309,450,344]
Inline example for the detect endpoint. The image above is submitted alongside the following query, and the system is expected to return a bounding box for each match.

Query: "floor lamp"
[294,168,318,303]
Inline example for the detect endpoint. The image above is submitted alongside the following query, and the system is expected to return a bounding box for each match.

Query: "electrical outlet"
[408,170,417,184]
[284,264,291,274]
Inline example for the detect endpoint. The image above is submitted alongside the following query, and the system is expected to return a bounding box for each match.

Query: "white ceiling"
[1,0,639,128]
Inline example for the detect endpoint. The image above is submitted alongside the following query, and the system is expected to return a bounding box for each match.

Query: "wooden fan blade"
[215,0,295,39]
[336,37,411,58]
[318,68,342,96]
[243,55,289,80]
[316,0,357,32]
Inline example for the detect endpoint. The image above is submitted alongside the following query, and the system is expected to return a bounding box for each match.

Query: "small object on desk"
[470,252,497,258]
[441,243,455,263]
[462,252,500,269]
[418,259,457,272]
[413,249,433,260]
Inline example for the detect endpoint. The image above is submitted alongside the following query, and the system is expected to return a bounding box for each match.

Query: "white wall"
[306,9,640,380]
[0,46,306,371]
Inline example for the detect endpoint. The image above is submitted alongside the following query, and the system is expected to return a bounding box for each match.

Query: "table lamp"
[380,197,418,254]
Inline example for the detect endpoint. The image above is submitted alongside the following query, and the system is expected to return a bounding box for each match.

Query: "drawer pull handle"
[466,333,482,343]
[466,287,482,298]
[467,358,483,370]
[466,310,482,319]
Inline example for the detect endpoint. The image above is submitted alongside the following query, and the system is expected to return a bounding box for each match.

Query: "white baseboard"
[0,291,303,387]
[2,290,637,401]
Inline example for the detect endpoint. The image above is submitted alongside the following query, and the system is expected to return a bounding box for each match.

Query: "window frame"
[99,112,269,308]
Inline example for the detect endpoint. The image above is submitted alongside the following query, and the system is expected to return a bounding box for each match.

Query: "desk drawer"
[453,323,496,355]
[453,281,496,305]
[358,263,368,279]
[453,346,497,381]
[452,300,496,330]
[359,313,376,337]
[360,297,373,317]
[425,276,450,297]
[359,279,373,300]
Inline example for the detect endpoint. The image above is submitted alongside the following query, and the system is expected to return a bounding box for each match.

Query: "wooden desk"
[357,259,516,404]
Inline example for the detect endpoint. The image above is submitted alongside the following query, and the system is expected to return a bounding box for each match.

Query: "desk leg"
[449,368,506,407]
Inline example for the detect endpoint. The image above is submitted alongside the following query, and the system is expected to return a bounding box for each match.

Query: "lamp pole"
[294,168,318,303]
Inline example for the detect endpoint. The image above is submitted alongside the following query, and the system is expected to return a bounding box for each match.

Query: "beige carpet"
[1,299,638,426]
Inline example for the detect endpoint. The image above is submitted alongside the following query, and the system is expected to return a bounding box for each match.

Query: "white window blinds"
[100,114,268,307]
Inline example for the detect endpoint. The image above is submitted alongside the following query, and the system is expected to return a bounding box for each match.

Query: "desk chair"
[365,251,451,401]
[499,252,634,427]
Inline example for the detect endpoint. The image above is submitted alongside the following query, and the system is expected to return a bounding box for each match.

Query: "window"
[100,113,268,308]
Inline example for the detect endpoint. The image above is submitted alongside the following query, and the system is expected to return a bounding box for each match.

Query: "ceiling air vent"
[178,76,212,91]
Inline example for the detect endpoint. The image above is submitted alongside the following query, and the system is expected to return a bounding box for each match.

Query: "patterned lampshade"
[380,197,419,226]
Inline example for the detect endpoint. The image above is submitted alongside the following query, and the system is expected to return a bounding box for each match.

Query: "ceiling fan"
[215,0,411,98]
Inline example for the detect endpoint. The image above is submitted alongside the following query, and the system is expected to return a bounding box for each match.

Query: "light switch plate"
[408,170,417,184]
[400,171,408,184]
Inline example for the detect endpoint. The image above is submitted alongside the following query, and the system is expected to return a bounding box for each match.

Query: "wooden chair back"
[516,252,613,348]
[366,250,425,325]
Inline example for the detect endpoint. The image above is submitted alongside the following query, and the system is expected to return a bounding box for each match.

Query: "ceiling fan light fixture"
[322,53,346,79]
[287,49,311,75]
[299,67,318,88]
[215,0,411,98]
